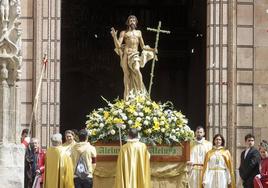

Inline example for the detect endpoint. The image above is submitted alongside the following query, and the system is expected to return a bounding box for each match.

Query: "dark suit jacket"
[239,147,261,188]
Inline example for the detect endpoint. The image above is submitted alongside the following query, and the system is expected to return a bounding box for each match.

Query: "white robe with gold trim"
[189,138,212,188]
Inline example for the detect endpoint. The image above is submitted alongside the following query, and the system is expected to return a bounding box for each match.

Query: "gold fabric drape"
[93,161,188,188]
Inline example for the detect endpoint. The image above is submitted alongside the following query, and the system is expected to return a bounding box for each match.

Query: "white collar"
[195,137,205,144]
[127,138,140,142]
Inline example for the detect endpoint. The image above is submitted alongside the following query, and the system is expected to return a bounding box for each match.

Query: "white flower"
[137,127,141,131]
[128,120,133,125]
[146,116,151,120]
[182,119,188,124]
[133,112,138,116]
[99,123,104,128]
[147,129,152,134]
[136,117,142,122]
[138,112,144,117]
[184,126,191,131]
[125,101,130,105]
[157,111,162,116]
[143,120,149,125]
[160,121,165,125]
[122,116,128,121]
[88,130,92,135]
[161,128,165,132]
[146,101,151,105]
[110,129,116,135]
[118,109,123,113]
[121,124,126,130]
[172,129,176,133]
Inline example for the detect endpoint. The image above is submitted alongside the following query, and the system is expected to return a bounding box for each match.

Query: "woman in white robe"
[202,134,235,188]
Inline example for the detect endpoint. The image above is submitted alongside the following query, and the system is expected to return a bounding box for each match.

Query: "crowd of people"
[188,126,268,188]
[21,129,97,188]
[20,126,268,188]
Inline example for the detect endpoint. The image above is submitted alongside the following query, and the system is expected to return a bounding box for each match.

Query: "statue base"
[0,143,25,188]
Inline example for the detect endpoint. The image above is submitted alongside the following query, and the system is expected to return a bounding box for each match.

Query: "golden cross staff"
[147,21,171,96]
[29,54,48,136]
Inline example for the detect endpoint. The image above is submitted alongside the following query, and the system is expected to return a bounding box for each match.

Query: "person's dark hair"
[72,129,79,142]
[260,140,268,151]
[129,128,138,139]
[245,133,255,141]
[195,126,204,131]
[21,128,29,136]
[213,133,225,146]
[125,15,138,26]
[64,130,74,136]
[78,129,88,142]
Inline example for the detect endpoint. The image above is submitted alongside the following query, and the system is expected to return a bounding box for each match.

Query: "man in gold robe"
[188,126,212,188]
[114,128,151,188]
[44,133,74,188]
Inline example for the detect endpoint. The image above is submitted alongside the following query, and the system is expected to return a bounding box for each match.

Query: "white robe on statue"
[189,138,212,188]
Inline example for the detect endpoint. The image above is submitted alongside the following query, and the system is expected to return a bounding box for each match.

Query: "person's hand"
[22,136,30,148]
[111,27,117,38]
[35,169,41,175]
[186,161,193,166]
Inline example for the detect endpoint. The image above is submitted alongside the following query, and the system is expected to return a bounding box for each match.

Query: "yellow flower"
[113,118,124,124]
[152,102,159,109]
[103,111,109,119]
[92,129,97,136]
[153,120,160,131]
[127,105,136,113]
[106,116,113,124]
[115,101,124,109]
[143,107,151,114]
[176,120,183,128]
[164,123,170,129]
[87,123,93,129]
[132,121,141,128]
[136,95,145,103]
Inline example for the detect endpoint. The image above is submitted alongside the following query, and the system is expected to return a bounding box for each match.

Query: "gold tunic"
[44,146,74,188]
[114,139,151,188]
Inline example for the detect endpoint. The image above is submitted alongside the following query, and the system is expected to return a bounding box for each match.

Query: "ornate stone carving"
[0,0,21,85]
[0,1,23,187]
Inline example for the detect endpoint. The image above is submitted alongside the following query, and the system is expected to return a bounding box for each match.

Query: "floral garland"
[86,92,194,145]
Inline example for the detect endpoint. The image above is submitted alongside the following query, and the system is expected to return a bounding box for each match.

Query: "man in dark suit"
[239,134,261,188]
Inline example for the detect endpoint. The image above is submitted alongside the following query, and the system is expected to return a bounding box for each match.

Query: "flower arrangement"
[86,92,194,145]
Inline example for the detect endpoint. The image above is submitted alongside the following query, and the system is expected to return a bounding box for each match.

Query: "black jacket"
[239,147,261,188]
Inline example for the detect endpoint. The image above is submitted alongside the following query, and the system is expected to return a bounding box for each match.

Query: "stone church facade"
[0,0,267,186]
